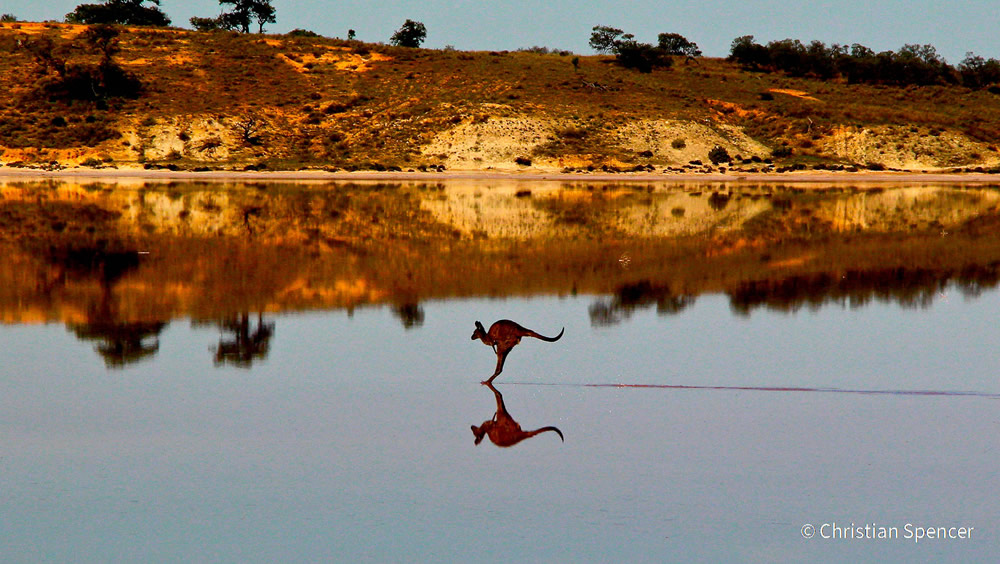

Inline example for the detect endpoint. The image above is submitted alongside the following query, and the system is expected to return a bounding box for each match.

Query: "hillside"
[2,22,1000,174]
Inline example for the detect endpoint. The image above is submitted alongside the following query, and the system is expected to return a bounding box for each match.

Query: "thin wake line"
[506,382,1000,399]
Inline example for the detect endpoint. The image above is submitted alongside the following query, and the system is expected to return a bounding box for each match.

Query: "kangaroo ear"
[475,321,486,333]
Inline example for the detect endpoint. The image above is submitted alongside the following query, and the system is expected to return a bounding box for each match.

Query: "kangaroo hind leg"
[483,348,511,384]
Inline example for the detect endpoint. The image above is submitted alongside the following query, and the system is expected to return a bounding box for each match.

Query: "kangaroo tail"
[529,426,564,441]
[529,327,564,342]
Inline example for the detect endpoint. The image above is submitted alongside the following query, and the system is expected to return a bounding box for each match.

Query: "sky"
[3,0,999,64]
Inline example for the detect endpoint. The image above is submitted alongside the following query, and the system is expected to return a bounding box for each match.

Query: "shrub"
[772,146,793,159]
[27,26,142,102]
[671,138,686,149]
[708,145,731,164]
[190,16,223,31]
[616,41,671,73]
[514,156,532,166]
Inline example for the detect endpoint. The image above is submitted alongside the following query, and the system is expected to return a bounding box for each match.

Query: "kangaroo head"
[471,422,492,445]
[471,320,489,342]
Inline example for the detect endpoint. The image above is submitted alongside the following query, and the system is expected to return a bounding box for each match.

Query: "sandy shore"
[1,166,999,184]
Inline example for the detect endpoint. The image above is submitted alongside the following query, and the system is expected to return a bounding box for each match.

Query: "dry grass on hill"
[1,22,999,172]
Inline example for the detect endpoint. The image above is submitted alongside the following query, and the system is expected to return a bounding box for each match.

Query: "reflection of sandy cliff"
[3,179,1000,325]
[420,181,1000,239]
[824,187,1000,232]
[419,180,772,239]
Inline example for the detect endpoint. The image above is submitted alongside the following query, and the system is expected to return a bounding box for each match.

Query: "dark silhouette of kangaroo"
[471,320,564,383]
[472,381,564,447]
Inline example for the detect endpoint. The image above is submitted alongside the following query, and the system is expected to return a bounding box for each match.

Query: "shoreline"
[1,166,999,184]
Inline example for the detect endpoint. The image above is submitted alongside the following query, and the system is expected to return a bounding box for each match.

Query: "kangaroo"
[472,381,564,447]
[471,320,564,384]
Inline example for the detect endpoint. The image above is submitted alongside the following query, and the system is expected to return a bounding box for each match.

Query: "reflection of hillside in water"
[3,179,1000,336]
[589,281,697,326]
[586,263,1000,324]
[728,264,1000,315]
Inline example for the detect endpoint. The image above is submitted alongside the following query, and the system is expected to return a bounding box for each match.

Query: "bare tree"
[232,115,265,146]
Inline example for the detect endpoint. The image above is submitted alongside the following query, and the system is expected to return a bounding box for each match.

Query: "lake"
[2,177,998,562]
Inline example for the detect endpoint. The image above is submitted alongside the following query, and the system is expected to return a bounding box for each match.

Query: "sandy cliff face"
[421,116,561,171]
[420,116,773,172]
[821,126,1000,171]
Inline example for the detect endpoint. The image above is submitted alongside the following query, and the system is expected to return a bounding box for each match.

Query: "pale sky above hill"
[4,0,998,64]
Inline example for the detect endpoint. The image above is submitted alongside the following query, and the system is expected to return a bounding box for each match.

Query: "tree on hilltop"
[657,33,701,58]
[728,35,769,69]
[390,19,427,48]
[66,0,171,26]
[192,0,275,33]
[589,25,627,54]
[247,0,277,33]
[959,53,1000,89]
[589,25,672,73]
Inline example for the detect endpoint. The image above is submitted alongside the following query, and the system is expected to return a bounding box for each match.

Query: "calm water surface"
[2,179,999,562]
[4,293,998,562]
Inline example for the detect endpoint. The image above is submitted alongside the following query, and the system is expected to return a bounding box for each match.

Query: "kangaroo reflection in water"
[472,381,564,447]
[471,320,564,384]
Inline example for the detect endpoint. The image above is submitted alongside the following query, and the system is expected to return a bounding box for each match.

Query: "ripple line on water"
[506,382,1000,399]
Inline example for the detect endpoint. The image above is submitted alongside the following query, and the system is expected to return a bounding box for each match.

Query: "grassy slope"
[1,22,1000,171]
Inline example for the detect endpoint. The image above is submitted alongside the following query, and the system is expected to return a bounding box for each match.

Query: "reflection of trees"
[708,191,731,211]
[729,264,1000,315]
[589,280,696,326]
[53,245,168,368]
[213,312,275,368]
[71,321,167,368]
[392,302,424,329]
